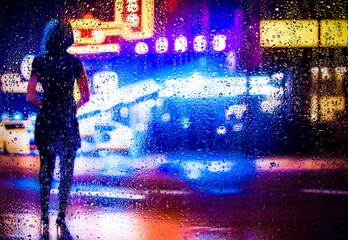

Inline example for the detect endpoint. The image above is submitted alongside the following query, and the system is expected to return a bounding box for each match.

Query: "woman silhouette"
[26,18,90,237]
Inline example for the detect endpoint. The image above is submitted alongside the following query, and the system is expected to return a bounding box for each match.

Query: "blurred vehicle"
[79,122,134,156]
[146,71,288,154]
[77,76,159,156]
[0,120,31,154]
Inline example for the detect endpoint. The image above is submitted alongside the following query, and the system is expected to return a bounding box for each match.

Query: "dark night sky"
[0,0,56,73]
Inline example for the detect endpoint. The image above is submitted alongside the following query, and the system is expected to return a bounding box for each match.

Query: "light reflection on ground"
[0,210,266,240]
[0,153,347,239]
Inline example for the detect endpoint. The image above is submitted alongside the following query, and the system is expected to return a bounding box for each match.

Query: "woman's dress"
[32,51,82,153]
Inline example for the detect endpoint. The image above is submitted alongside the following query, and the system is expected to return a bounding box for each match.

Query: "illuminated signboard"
[320,20,348,47]
[0,73,43,93]
[69,0,154,54]
[260,20,319,47]
[309,66,347,122]
[260,19,348,48]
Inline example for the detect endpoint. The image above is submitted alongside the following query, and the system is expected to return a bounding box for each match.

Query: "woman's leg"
[57,149,76,220]
[39,149,56,220]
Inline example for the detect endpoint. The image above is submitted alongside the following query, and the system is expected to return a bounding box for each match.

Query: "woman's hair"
[41,18,74,53]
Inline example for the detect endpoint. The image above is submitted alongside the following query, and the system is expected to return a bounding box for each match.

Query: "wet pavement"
[0,152,347,240]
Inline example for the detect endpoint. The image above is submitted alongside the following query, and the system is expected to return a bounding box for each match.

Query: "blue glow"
[160,151,256,194]
[11,178,40,192]
[13,112,24,121]
[1,112,11,121]
[159,73,247,98]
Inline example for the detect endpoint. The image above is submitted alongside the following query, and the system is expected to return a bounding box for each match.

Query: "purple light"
[226,51,237,72]
[155,37,168,53]
[213,35,226,51]
[193,35,207,52]
[174,35,188,53]
[135,42,149,54]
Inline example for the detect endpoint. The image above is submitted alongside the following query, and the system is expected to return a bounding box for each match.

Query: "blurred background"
[0,0,347,239]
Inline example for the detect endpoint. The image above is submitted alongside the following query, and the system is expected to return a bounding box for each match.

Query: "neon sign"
[260,19,348,48]
[0,73,43,93]
[68,0,154,54]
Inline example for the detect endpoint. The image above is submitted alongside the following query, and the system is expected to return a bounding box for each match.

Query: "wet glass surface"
[0,0,347,239]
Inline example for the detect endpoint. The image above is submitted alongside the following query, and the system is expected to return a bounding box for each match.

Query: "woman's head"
[41,19,74,53]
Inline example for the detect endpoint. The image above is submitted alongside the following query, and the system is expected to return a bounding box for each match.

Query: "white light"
[271,72,284,82]
[13,112,24,121]
[67,212,141,240]
[120,107,129,118]
[161,113,171,122]
[160,75,248,98]
[108,125,134,148]
[127,14,140,27]
[250,76,270,85]
[321,67,329,73]
[68,44,120,54]
[250,85,284,96]
[335,67,347,73]
[155,98,164,107]
[311,66,319,74]
[182,161,204,179]
[73,29,81,40]
[135,42,148,54]
[193,35,207,52]
[217,126,227,135]
[93,71,118,95]
[260,99,282,113]
[20,54,35,80]
[225,105,247,119]
[79,79,160,114]
[207,161,232,172]
[174,35,188,53]
[181,117,191,129]
[29,113,37,121]
[226,51,237,72]
[233,123,243,132]
[135,123,148,132]
[155,37,168,53]
[92,29,105,41]
[132,99,155,123]
[126,2,139,12]
[98,112,114,125]
[213,35,226,51]
[1,112,11,121]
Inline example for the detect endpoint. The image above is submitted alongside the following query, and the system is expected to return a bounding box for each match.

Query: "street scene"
[0,0,347,239]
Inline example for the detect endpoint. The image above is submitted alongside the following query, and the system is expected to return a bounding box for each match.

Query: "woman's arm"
[26,74,42,109]
[76,65,90,111]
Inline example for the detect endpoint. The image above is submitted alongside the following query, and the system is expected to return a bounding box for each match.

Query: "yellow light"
[73,80,80,103]
[1,73,43,93]
[69,0,155,51]
[320,20,348,47]
[67,44,121,54]
[319,96,345,122]
[260,20,319,47]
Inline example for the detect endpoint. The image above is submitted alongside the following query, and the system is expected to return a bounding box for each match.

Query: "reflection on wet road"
[0,153,347,240]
